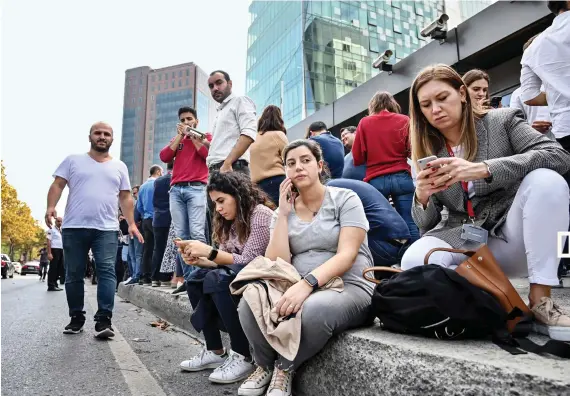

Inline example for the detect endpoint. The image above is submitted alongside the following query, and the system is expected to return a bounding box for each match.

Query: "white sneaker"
[532,297,570,341]
[238,366,273,396]
[266,367,293,396]
[208,350,255,384]
[180,348,227,372]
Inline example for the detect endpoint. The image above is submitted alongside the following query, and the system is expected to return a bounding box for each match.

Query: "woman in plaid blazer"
[401,64,570,342]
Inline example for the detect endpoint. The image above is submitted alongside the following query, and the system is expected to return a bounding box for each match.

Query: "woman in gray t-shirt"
[237,139,373,396]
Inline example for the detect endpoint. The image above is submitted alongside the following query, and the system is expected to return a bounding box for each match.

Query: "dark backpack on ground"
[369,264,570,357]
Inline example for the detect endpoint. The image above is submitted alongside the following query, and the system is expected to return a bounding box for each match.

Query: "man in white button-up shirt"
[520,1,570,152]
[206,70,257,175]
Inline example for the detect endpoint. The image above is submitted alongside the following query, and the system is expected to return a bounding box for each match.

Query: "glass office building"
[246,1,450,126]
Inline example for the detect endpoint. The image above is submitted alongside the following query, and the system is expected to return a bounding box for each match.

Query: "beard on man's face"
[90,137,112,153]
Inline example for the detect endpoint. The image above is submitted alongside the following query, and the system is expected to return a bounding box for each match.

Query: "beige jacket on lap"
[230,256,344,360]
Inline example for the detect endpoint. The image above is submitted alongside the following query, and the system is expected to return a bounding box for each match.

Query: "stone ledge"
[118,279,570,396]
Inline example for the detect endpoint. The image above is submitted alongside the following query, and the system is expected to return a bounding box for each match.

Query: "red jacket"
[352,110,411,182]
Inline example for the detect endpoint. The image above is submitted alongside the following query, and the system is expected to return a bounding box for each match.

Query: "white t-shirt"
[53,154,131,231]
[47,227,63,249]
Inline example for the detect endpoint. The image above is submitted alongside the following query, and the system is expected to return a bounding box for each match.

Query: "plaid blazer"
[412,108,570,248]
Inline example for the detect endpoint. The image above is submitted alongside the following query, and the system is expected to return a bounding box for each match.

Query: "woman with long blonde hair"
[403,64,570,341]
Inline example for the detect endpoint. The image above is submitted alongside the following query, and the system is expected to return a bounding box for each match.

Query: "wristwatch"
[207,248,218,261]
[303,274,319,293]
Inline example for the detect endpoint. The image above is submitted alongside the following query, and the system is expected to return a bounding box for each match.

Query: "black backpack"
[369,264,570,357]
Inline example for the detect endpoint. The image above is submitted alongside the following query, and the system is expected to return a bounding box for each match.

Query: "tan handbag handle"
[424,248,477,265]
[362,266,402,285]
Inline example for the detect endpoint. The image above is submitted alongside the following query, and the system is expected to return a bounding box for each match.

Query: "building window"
[368,11,377,26]
[171,81,175,88]
[179,70,183,77]
[151,75,155,82]
[164,73,168,80]
[186,78,190,86]
[159,74,162,81]
[369,37,380,53]
[172,72,175,78]
[186,69,190,76]
[178,80,182,87]
[151,95,155,101]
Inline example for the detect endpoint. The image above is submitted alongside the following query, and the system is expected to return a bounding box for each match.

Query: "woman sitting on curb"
[176,171,275,384]
[402,64,570,341]
[237,139,374,396]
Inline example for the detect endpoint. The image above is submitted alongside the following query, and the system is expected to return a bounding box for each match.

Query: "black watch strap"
[207,248,218,261]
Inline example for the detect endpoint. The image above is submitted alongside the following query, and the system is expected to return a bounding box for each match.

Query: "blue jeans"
[128,236,143,280]
[170,184,207,244]
[62,229,118,320]
[175,253,195,281]
[368,231,410,267]
[369,172,420,242]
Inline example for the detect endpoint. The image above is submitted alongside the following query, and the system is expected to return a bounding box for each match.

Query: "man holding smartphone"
[159,107,211,280]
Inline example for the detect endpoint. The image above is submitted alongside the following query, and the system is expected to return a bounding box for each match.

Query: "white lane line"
[86,289,167,396]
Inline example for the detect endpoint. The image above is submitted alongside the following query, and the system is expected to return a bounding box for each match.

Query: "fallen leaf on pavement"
[149,319,170,330]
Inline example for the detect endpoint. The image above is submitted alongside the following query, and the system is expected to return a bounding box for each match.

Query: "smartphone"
[287,184,298,200]
[417,155,438,171]
[490,96,502,109]
[185,127,205,139]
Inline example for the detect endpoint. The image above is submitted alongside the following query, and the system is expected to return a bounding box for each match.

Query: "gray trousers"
[237,284,372,371]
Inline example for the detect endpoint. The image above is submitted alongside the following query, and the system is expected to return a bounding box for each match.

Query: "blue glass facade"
[246,0,446,126]
[196,90,210,131]
[121,108,136,179]
[152,89,194,165]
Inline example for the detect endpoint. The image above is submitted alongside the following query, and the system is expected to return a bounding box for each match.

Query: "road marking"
[86,289,167,396]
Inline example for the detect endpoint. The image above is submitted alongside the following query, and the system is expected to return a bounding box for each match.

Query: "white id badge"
[460,224,488,244]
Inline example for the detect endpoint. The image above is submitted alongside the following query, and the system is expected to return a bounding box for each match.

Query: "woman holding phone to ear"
[403,64,570,341]
[236,139,373,396]
[175,171,274,385]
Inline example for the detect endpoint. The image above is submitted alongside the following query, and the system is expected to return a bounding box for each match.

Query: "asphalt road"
[1,274,240,396]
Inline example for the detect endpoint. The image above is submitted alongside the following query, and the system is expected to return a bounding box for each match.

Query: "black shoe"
[63,314,85,334]
[94,318,115,339]
[172,283,187,295]
[47,287,62,291]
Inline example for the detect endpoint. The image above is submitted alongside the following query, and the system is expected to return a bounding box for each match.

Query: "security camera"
[420,13,449,42]
[372,50,394,73]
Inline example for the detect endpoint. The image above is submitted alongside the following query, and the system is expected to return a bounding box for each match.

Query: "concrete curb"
[118,282,570,396]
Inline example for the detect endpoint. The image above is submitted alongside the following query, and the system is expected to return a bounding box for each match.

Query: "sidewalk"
[118,278,570,396]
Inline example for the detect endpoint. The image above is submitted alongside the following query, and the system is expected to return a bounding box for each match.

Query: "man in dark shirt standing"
[340,126,367,181]
[39,247,49,281]
[151,161,173,287]
[307,121,345,179]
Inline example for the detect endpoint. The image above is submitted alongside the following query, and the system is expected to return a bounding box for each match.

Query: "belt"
[173,181,206,187]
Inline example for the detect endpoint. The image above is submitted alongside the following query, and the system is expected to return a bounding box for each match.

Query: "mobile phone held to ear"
[417,155,438,171]
[287,184,298,201]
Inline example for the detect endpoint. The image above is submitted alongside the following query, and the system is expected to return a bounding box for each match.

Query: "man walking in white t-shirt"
[47,216,64,291]
[45,121,144,338]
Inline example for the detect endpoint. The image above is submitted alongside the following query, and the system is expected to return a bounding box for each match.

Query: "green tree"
[1,162,45,260]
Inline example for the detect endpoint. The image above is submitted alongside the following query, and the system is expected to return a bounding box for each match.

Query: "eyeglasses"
[180,117,194,122]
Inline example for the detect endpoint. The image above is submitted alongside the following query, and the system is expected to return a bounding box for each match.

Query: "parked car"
[1,254,15,279]
[12,262,22,274]
[21,261,40,276]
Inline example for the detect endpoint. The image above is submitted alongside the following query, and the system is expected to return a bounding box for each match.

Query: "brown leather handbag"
[424,244,533,332]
